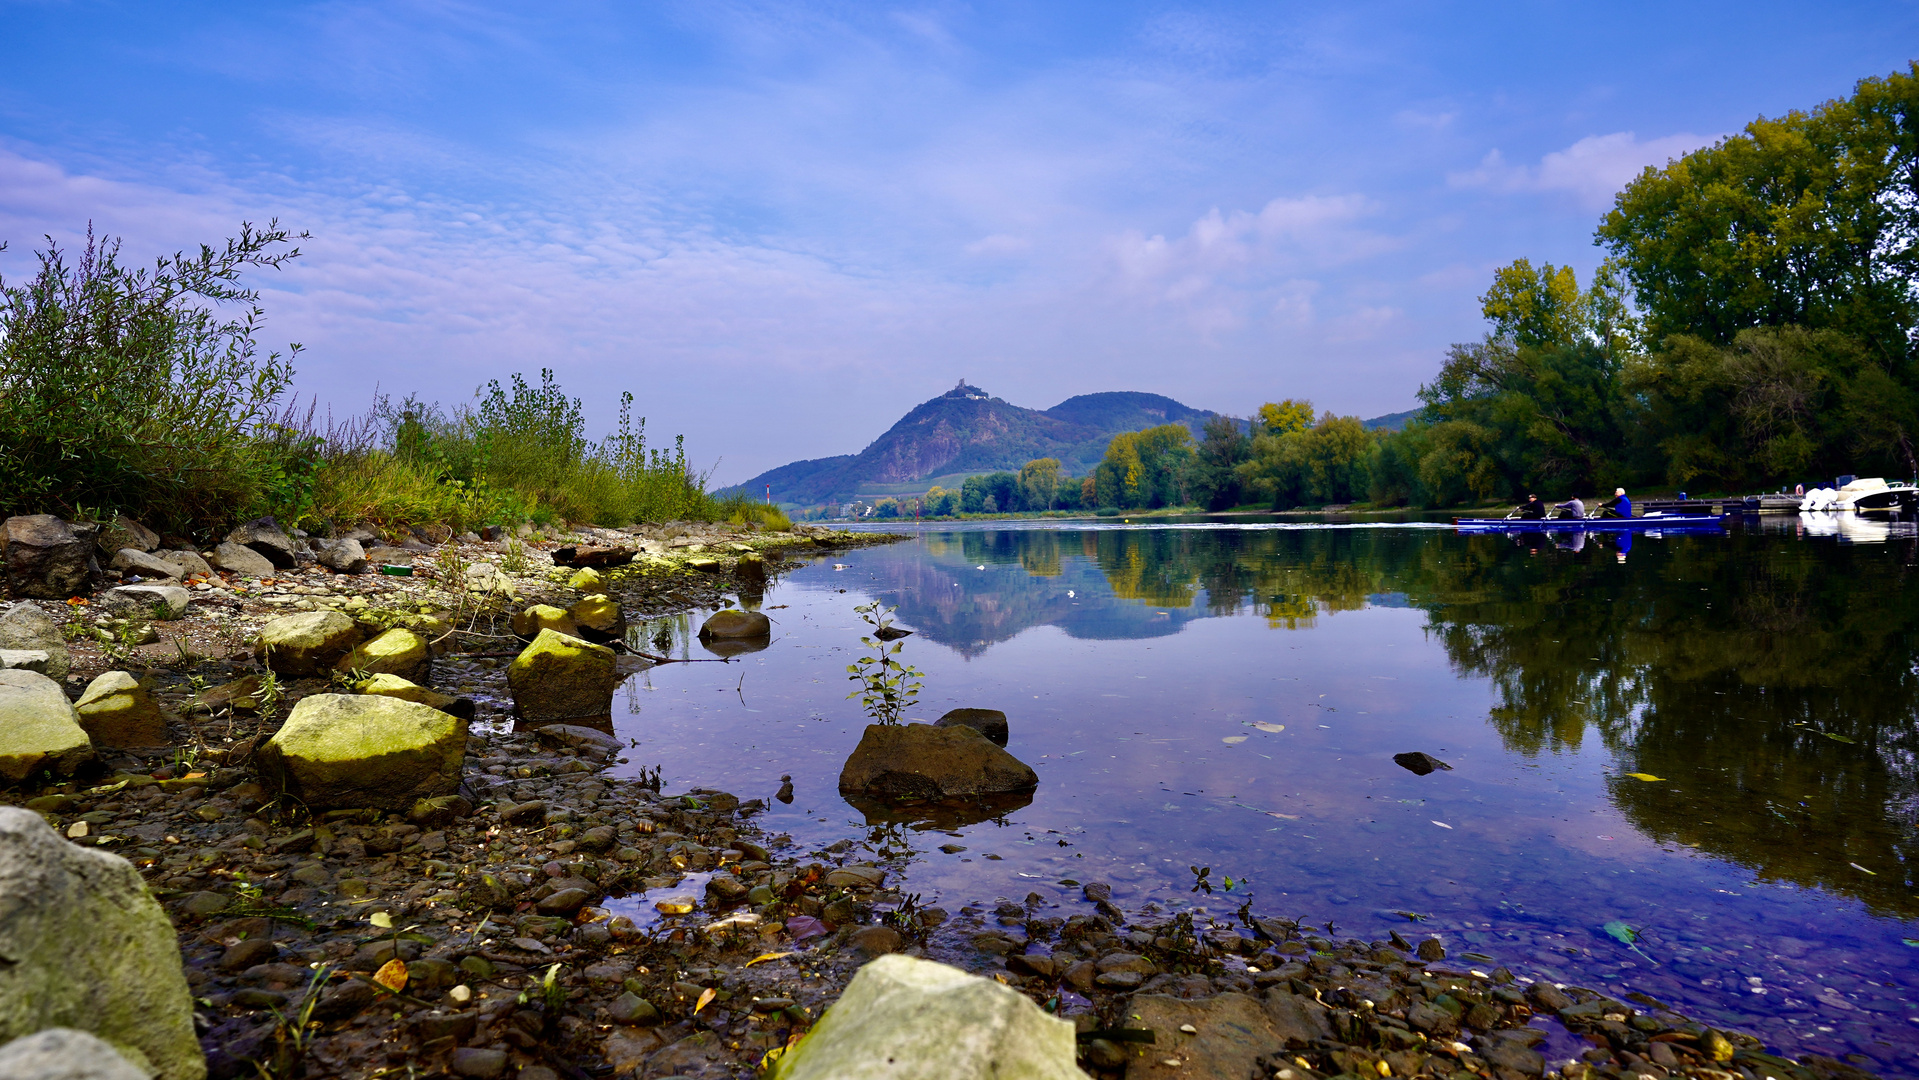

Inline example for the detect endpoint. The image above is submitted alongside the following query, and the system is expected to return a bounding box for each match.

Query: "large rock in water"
[699,609,771,639]
[0,1028,150,1080]
[253,694,466,811]
[0,807,205,1080]
[0,604,69,679]
[934,707,1009,747]
[335,627,429,681]
[768,954,1077,1080]
[0,516,98,600]
[839,723,1038,800]
[256,610,361,675]
[224,516,298,569]
[74,671,168,748]
[0,670,93,782]
[507,629,616,725]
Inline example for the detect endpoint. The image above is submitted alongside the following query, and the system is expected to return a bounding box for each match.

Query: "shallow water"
[607,520,1919,1073]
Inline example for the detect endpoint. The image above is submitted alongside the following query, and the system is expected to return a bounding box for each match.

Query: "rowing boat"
[1454,515,1728,532]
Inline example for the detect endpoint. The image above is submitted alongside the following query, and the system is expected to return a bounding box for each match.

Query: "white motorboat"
[1798,478,1919,512]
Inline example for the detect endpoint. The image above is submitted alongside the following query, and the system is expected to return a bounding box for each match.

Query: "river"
[606,518,1919,1073]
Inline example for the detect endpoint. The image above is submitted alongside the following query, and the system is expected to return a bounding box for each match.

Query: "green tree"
[1094,425,1195,509]
[1018,457,1061,511]
[1597,63,1919,361]
[1256,400,1316,436]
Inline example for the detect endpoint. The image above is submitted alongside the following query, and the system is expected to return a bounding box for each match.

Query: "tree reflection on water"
[856,525,1919,917]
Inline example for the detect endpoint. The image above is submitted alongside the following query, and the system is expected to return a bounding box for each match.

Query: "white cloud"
[1450,131,1718,209]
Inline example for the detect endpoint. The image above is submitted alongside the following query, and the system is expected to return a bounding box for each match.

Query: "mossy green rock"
[699,609,771,639]
[354,673,475,720]
[510,604,577,639]
[506,628,616,725]
[256,610,361,676]
[254,694,466,811]
[336,627,429,680]
[0,807,206,1079]
[0,669,93,782]
[567,594,627,643]
[75,670,169,748]
[768,954,1077,1080]
[567,567,604,591]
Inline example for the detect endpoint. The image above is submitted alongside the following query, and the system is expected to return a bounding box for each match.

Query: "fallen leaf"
[1902,938,1919,948]
[1625,773,1664,782]
[373,958,408,992]
[369,911,393,929]
[1222,736,1248,744]
[745,951,794,968]
[65,821,88,839]
[1252,722,1285,733]
[1431,821,1453,829]
[695,987,717,1014]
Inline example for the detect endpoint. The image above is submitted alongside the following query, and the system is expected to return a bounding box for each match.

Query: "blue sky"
[1,2,1912,484]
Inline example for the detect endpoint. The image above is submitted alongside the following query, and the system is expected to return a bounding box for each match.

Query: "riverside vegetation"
[0,224,781,535]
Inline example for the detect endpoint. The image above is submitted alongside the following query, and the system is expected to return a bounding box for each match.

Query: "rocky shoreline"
[0,516,1885,1080]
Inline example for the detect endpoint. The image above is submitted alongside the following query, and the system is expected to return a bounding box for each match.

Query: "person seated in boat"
[1598,488,1632,518]
[1516,494,1547,519]
[1552,494,1586,519]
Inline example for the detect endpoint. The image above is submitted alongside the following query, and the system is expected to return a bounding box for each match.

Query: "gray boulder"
[156,550,214,579]
[97,585,189,621]
[0,808,205,1079]
[0,605,68,679]
[839,723,1038,800]
[0,1028,150,1080]
[256,610,361,676]
[934,708,1009,747]
[1,516,99,600]
[254,693,467,811]
[93,515,160,557]
[107,549,182,580]
[225,516,298,569]
[316,537,367,574]
[0,670,93,782]
[767,954,1077,1080]
[699,609,771,639]
[209,541,273,579]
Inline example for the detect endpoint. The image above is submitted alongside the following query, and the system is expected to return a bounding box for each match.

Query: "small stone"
[178,891,231,918]
[449,1046,508,1079]
[1394,751,1453,776]
[96,584,189,620]
[537,888,591,915]
[222,937,279,971]
[698,609,771,639]
[108,548,184,580]
[73,671,169,748]
[850,925,904,956]
[567,567,604,591]
[566,594,626,644]
[706,874,750,904]
[934,707,1010,747]
[510,604,578,639]
[608,991,662,1025]
[1416,937,1446,961]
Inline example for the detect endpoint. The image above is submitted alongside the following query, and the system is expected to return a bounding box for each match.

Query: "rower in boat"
[1552,494,1586,519]
[1516,494,1547,519]
[1599,488,1632,519]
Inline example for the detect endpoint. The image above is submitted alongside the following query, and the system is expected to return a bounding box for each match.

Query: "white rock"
[209,541,274,579]
[0,650,53,673]
[767,954,1078,1080]
[107,549,182,580]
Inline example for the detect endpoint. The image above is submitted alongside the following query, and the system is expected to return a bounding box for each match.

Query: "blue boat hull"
[1455,516,1727,532]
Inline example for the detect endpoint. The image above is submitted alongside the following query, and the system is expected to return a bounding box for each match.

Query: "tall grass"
[2,225,765,535]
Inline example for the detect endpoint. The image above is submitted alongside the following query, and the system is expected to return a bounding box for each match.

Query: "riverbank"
[0,520,1884,1079]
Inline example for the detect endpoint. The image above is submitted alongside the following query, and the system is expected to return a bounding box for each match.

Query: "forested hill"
[724,383,1224,505]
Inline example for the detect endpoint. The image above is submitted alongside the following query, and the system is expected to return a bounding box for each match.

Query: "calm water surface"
[606,521,1919,1072]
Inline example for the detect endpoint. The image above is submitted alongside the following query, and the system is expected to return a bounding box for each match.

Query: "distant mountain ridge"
[724,383,1222,506]
[725,382,1417,507]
